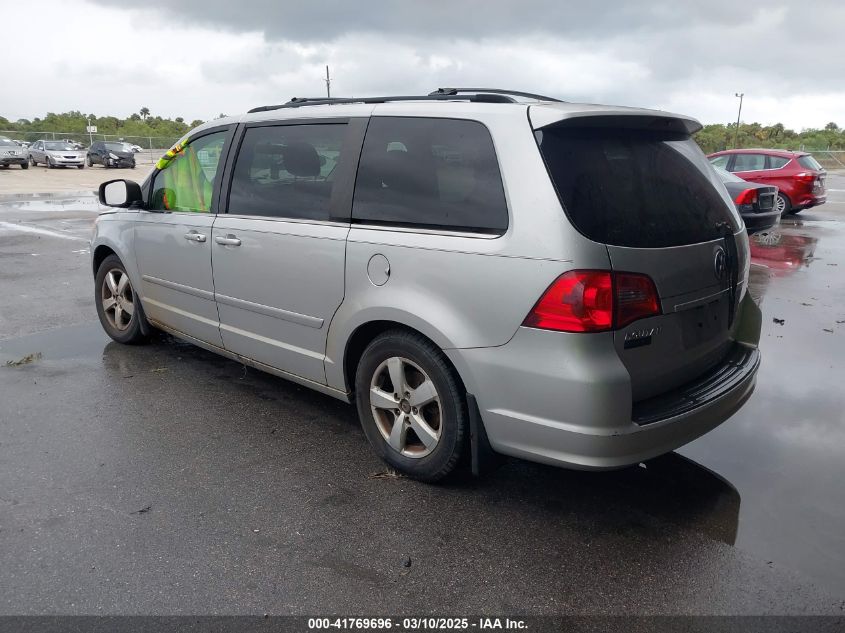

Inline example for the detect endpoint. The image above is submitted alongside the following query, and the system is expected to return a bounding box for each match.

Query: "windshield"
[714,166,745,183]
[535,126,741,248]
[45,142,77,151]
[104,142,131,152]
[0,138,16,146]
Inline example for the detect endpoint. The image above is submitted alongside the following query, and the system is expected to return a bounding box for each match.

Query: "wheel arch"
[92,244,117,277]
[341,319,467,397]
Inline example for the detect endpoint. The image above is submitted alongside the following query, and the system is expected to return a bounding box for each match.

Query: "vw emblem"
[713,247,728,281]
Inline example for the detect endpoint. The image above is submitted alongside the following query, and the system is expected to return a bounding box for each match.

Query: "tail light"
[734,189,758,206]
[523,270,660,333]
[795,172,816,184]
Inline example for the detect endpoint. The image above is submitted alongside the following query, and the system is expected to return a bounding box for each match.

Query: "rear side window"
[797,155,823,171]
[731,153,766,171]
[535,126,740,248]
[228,124,346,221]
[709,155,730,169]
[352,117,508,233]
[768,156,790,169]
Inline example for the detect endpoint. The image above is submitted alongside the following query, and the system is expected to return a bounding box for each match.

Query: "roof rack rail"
[246,90,529,114]
[429,87,563,102]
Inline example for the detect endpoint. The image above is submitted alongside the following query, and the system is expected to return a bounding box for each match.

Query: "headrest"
[283,141,320,177]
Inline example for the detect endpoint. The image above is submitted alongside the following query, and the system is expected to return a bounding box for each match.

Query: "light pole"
[323,65,331,98]
[734,93,744,149]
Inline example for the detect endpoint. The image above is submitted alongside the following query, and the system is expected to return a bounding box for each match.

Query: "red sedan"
[707,149,826,215]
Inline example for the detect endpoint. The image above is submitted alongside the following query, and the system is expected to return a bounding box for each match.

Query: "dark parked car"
[714,167,779,234]
[707,149,825,215]
[87,141,136,169]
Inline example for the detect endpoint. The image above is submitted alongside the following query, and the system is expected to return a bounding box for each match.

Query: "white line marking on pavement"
[0,221,88,241]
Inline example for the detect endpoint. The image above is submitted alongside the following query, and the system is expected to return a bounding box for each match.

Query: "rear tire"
[94,254,149,345]
[776,193,791,215]
[355,330,467,482]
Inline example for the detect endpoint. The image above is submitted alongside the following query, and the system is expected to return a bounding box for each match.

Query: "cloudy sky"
[2,0,843,129]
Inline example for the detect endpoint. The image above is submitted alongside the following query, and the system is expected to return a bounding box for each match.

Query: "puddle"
[0,322,109,363]
[0,196,100,213]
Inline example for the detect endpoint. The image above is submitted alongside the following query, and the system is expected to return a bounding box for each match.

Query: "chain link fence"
[0,130,180,164]
[808,150,845,170]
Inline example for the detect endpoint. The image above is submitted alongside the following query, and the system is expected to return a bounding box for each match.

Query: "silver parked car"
[28,139,86,169]
[0,137,29,169]
[91,88,762,481]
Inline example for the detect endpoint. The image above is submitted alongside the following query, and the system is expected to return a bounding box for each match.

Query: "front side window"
[150,131,227,212]
[731,153,766,172]
[352,117,508,233]
[227,123,346,221]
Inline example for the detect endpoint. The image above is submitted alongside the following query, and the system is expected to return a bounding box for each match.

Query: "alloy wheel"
[775,195,786,214]
[369,356,442,458]
[101,268,135,331]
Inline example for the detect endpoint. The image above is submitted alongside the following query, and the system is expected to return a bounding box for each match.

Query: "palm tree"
[139,107,150,120]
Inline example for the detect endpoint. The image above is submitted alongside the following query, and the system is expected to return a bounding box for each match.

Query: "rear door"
[211,118,365,384]
[534,122,748,401]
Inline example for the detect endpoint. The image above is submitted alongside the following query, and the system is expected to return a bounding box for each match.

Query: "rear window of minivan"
[535,127,740,248]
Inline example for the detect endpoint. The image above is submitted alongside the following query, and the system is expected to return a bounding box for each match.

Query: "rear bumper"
[742,209,780,233]
[795,193,826,209]
[448,328,759,470]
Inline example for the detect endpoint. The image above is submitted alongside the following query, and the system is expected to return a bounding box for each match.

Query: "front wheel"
[77,164,85,169]
[46,157,54,169]
[94,255,148,344]
[21,161,29,170]
[355,330,467,482]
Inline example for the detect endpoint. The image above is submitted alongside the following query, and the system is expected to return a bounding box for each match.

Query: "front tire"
[46,157,54,169]
[355,330,467,482]
[95,255,148,345]
[21,162,28,169]
[29,156,37,167]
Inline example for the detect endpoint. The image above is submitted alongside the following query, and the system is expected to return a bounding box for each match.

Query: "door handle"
[184,231,207,242]
[215,235,242,247]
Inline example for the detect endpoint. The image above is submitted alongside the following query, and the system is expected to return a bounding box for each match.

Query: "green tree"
[140,107,150,120]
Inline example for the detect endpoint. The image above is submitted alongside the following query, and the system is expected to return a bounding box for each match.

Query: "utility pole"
[323,65,331,98]
[734,93,744,149]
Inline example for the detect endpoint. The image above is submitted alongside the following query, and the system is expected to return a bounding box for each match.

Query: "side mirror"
[99,179,143,208]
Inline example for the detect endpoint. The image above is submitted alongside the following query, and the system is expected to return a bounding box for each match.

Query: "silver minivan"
[92,88,761,481]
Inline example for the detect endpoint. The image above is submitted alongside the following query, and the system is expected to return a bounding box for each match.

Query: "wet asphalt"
[0,177,844,616]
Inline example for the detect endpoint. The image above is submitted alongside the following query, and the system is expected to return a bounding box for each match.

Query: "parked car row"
[708,149,826,215]
[0,138,138,170]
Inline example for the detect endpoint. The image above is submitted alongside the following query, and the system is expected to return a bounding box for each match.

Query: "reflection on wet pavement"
[681,212,845,594]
